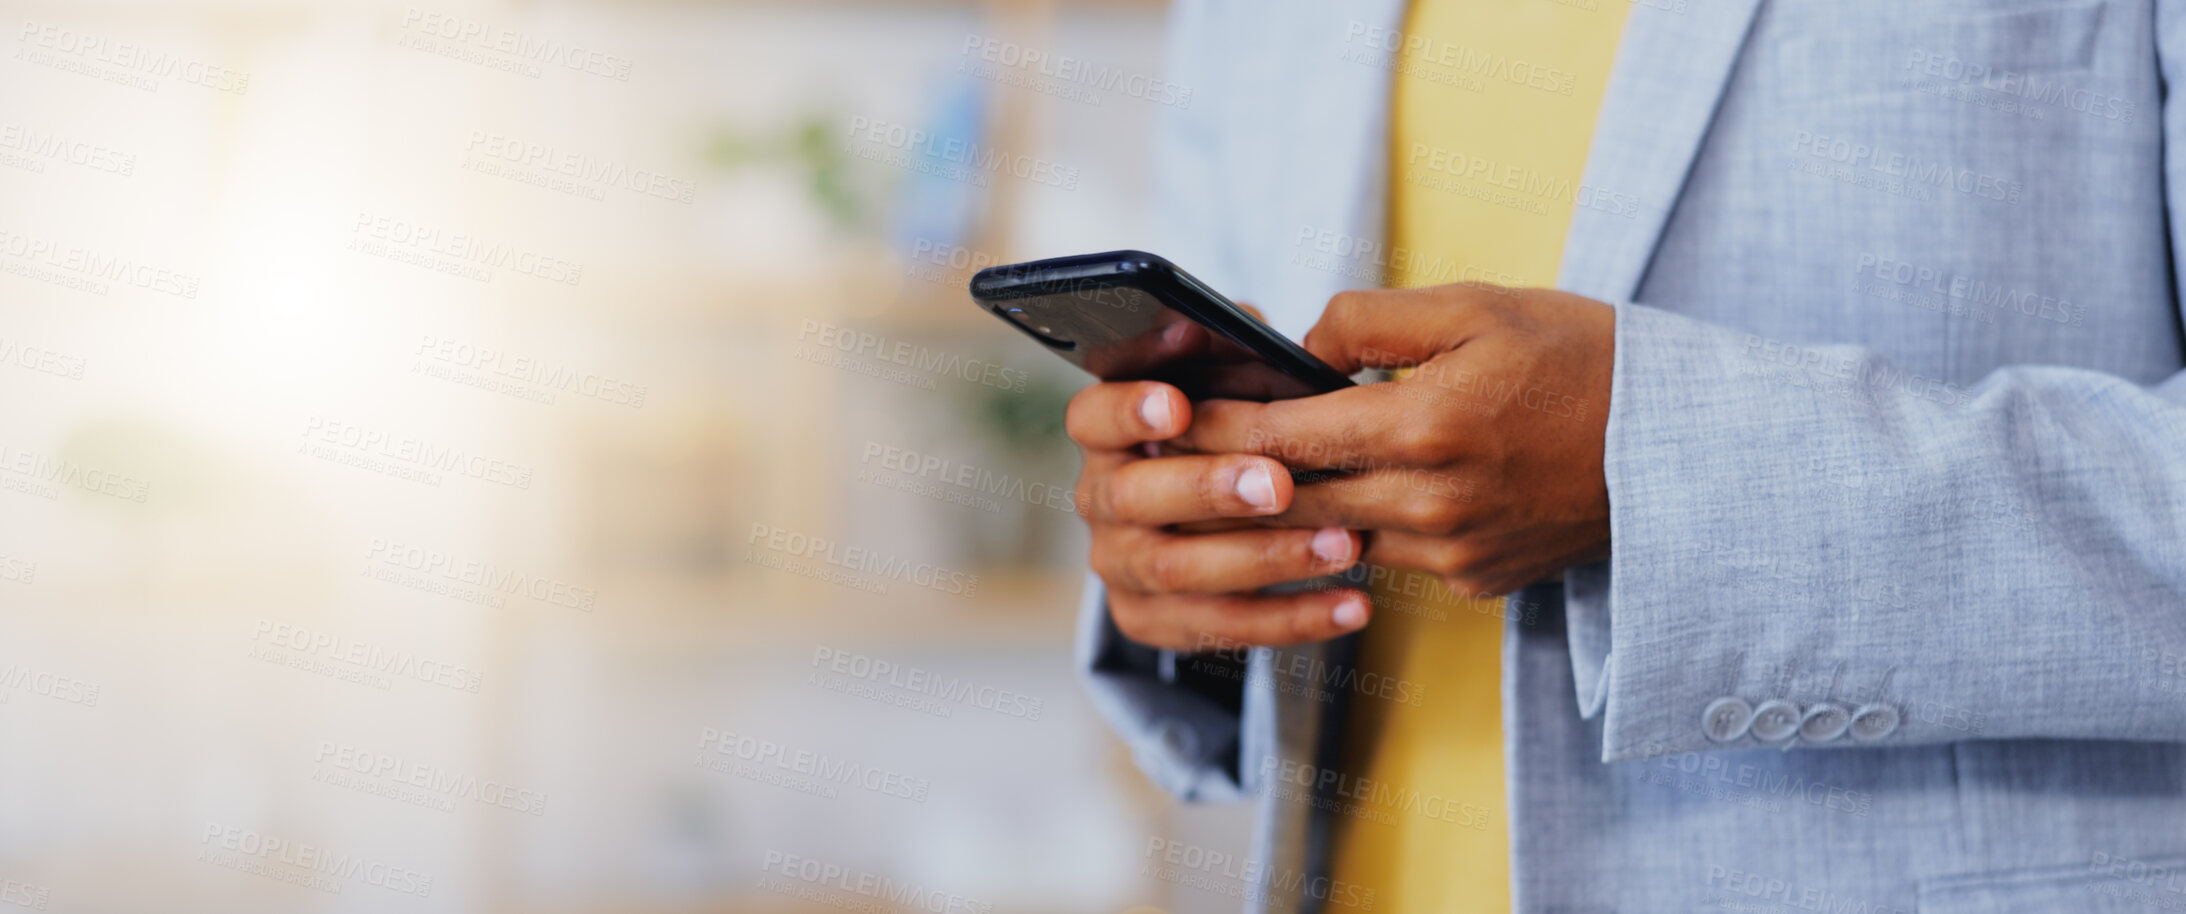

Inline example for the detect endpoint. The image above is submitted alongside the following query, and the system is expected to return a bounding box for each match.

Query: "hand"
[1173,284,1616,597]
[1066,380,1371,651]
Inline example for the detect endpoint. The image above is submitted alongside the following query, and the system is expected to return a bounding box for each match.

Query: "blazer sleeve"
[1564,0,2186,767]
[1070,0,1258,802]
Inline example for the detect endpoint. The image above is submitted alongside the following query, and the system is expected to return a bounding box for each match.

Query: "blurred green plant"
[705,112,864,229]
[969,365,1074,458]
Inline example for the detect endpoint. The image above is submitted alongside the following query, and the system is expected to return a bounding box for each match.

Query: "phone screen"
[985,282,1336,402]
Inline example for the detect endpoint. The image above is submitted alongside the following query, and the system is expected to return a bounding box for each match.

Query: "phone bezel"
[969,249,1355,395]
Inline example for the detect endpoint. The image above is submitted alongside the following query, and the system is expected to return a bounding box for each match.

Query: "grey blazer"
[1078,0,2186,911]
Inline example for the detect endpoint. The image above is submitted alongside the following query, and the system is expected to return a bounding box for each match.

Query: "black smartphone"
[968,250,1354,401]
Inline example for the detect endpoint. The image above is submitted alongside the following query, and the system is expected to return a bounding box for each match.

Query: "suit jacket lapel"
[1559,0,1765,302]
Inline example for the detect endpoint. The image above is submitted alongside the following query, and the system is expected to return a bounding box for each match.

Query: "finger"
[1260,468,1478,535]
[1359,532,1486,583]
[1236,301,1266,321]
[1066,381,1189,451]
[1303,287,1499,374]
[1095,526,1361,595]
[1090,453,1293,526]
[1365,532,1538,599]
[1168,388,1413,468]
[1109,588,1372,651]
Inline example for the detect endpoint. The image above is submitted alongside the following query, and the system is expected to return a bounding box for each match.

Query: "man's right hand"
[1068,380,1370,651]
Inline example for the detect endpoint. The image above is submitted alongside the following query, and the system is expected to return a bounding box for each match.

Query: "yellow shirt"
[1326,1,1629,910]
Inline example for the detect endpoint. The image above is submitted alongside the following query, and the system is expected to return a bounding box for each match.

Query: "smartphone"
[968,250,1353,401]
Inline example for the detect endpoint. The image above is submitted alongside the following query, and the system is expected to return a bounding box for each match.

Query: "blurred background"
[0,0,1257,910]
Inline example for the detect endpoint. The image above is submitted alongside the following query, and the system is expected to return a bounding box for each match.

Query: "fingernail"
[1236,464,1277,510]
[1311,527,1352,564]
[1138,391,1172,433]
[1162,322,1189,345]
[1333,596,1368,630]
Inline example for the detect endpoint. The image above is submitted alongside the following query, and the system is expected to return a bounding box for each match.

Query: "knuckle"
[1326,290,1371,325]
[1397,497,1463,537]
[1437,542,1487,577]
[1139,543,1191,593]
[1088,536,1128,583]
[1108,595,1162,644]
[1282,602,1324,644]
[1258,531,1310,576]
[1383,423,1447,465]
[1063,387,1106,444]
[1096,470,1139,523]
[1442,574,1490,601]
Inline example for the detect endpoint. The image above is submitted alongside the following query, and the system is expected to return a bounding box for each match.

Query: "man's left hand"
[1173,284,1617,598]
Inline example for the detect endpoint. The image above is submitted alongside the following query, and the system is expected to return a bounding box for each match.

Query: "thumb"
[1300,287,1485,374]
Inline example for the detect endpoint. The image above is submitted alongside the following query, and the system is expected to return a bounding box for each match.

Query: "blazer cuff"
[1073,576,1250,802]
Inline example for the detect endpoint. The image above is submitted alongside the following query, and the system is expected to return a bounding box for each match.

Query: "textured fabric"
[1077,0,2186,912]
[1327,0,1632,908]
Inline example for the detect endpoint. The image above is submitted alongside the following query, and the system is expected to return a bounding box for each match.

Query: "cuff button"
[1850,704,1900,741]
[1750,699,1801,741]
[1154,718,1200,760]
[1703,697,1754,742]
[1799,703,1851,742]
